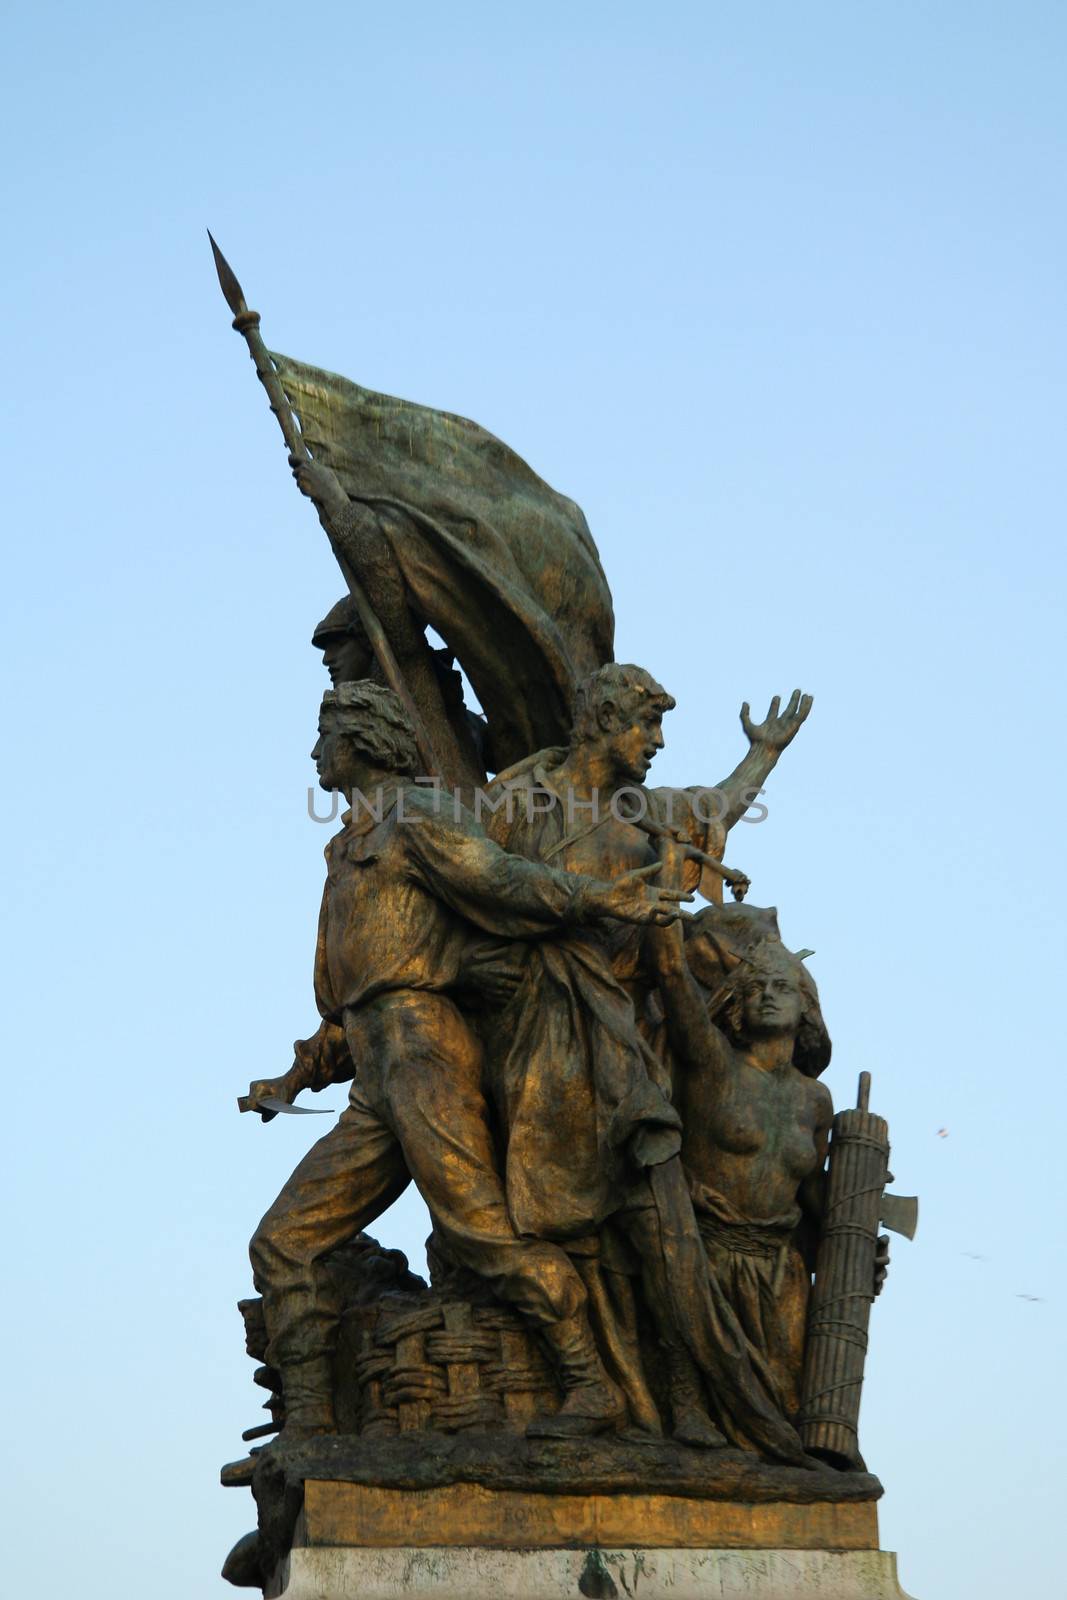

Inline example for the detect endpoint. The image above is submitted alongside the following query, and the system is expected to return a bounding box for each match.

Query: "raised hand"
[740,689,813,753]
[288,453,348,516]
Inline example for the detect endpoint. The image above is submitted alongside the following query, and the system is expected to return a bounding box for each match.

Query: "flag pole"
[207,232,438,773]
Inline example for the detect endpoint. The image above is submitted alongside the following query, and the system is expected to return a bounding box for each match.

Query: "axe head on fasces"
[881,1192,919,1240]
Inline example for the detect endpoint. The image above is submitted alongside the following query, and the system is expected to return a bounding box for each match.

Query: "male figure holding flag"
[293,459,487,791]
[311,591,492,773]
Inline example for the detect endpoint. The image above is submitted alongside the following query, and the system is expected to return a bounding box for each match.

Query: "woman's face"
[740,970,804,1036]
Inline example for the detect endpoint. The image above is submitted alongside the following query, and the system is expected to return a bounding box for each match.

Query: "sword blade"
[256,1095,333,1116]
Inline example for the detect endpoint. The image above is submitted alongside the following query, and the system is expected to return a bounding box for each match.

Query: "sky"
[2,4,1065,1597]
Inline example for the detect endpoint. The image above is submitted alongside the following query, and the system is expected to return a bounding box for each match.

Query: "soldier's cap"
[312,595,367,648]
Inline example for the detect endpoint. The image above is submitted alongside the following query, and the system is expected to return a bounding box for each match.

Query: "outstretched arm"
[646,840,732,1076]
[403,794,690,939]
[711,690,813,833]
[291,458,424,653]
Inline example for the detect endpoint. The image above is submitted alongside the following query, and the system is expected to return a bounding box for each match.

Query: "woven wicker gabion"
[336,1293,564,1435]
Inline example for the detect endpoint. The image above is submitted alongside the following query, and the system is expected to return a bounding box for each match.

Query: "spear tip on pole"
[207,229,248,318]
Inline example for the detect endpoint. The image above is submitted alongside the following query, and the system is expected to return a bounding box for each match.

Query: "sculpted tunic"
[478,757,810,1465]
[251,787,607,1370]
[491,749,728,987]
[477,751,724,1236]
[313,785,594,1015]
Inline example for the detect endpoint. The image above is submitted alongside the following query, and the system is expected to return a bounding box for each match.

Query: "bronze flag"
[272,354,615,770]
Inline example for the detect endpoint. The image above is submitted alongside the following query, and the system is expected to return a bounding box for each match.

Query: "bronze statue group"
[245,624,859,1470]
[211,330,890,1475]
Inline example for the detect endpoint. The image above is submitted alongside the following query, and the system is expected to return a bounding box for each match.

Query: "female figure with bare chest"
[649,849,834,1434]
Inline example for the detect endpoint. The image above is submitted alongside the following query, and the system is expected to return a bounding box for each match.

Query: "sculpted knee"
[523,1254,588,1325]
[551,1269,587,1324]
[249,1209,284,1288]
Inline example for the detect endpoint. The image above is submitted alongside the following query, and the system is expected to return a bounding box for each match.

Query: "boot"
[527,1313,626,1439]
[665,1340,727,1450]
[276,1355,337,1443]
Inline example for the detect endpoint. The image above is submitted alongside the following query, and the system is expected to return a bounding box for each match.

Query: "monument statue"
[211,237,919,1599]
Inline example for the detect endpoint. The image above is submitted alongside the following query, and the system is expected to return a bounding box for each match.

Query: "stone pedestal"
[259,1477,915,1598]
[270,1545,914,1599]
[225,1430,916,1598]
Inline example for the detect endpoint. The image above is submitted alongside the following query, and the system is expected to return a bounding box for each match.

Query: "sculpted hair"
[570,663,676,745]
[320,681,420,775]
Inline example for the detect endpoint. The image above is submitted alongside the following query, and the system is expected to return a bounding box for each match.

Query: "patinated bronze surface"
[210,240,916,1592]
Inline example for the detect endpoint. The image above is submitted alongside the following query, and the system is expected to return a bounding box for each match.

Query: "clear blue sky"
[2,5,1064,1597]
